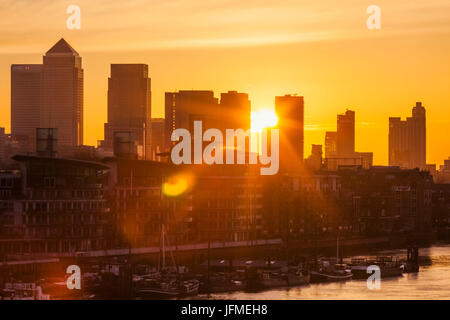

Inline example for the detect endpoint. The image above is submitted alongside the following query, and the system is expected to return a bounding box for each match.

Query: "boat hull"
[310,271,352,283]
[351,266,403,279]
[135,280,199,299]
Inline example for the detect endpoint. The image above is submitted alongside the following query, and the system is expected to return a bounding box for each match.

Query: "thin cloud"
[1,0,450,53]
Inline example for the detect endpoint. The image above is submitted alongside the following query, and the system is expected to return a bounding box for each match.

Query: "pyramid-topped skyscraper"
[11,38,83,156]
[46,38,80,55]
[41,38,83,153]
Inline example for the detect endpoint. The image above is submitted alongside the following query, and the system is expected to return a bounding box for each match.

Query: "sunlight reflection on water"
[196,244,450,300]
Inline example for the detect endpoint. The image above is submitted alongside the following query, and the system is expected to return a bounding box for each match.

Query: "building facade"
[164,90,219,152]
[11,64,43,154]
[389,102,426,169]
[219,91,251,131]
[0,156,112,256]
[103,64,152,159]
[150,118,165,162]
[41,39,84,154]
[337,109,355,157]
[275,94,304,173]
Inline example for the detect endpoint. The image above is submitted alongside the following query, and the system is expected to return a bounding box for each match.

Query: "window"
[44,177,56,188]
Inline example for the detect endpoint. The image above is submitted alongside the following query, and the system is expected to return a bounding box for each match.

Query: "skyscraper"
[11,64,42,153]
[275,94,304,172]
[219,91,251,131]
[164,90,219,152]
[337,109,355,157]
[103,64,152,159]
[324,109,373,171]
[389,102,426,169]
[151,118,165,161]
[41,38,83,154]
[324,131,337,158]
[0,128,6,163]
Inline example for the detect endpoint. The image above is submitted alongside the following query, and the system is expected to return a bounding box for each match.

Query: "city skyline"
[1,1,450,166]
[1,1,450,302]
[3,38,448,167]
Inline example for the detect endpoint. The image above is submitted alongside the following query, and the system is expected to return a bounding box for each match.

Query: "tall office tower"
[337,109,355,157]
[164,90,219,151]
[324,131,337,158]
[103,64,152,159]
[411,102,426,168]
[0,128,5,163]
[151,118,165,161]
[275,94,304,173]
[41,38,83,154]
[389,102,426,169]
[219,91,251,131]
[11,64,43,153]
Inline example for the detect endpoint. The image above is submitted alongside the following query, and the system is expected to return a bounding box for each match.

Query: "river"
[195,244,450,300]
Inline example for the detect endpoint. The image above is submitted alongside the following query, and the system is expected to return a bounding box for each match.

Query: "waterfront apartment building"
[275,94,304,173]
[189,165,265,243]
[389,102,426,169]
[339,166,433,236]
[103,64,152,159]
[103,158,266,247]
[279,166,433,242]
[0,155,112,256]
[102,158,178,248]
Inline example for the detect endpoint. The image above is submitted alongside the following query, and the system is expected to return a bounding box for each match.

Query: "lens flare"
[251,109,278,132]
[162,174,193,197]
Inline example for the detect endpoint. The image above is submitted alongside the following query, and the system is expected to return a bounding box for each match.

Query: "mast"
[207,207,211,294]
[162,224,166,270]
[336,233,339,263]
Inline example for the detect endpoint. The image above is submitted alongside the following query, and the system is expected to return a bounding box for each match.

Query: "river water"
[196,244,450,300]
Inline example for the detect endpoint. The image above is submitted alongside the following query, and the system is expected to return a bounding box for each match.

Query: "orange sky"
[1,0,450,166]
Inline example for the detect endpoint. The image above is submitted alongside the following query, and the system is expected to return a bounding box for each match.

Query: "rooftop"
[46,38,79,56]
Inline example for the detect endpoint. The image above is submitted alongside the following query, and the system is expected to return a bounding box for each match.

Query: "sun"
[251,109,278,132]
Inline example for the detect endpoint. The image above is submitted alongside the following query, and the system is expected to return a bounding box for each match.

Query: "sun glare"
[162,174,193,197]
[251,109,278,132]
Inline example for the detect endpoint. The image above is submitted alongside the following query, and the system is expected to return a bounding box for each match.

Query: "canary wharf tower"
[41,38,84,151]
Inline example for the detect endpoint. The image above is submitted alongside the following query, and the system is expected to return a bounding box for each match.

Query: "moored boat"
[199,273,244,293]
[135,278,199,299]
[350,257,403,279]
[310,262,353,283]
[249,265,310,289]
